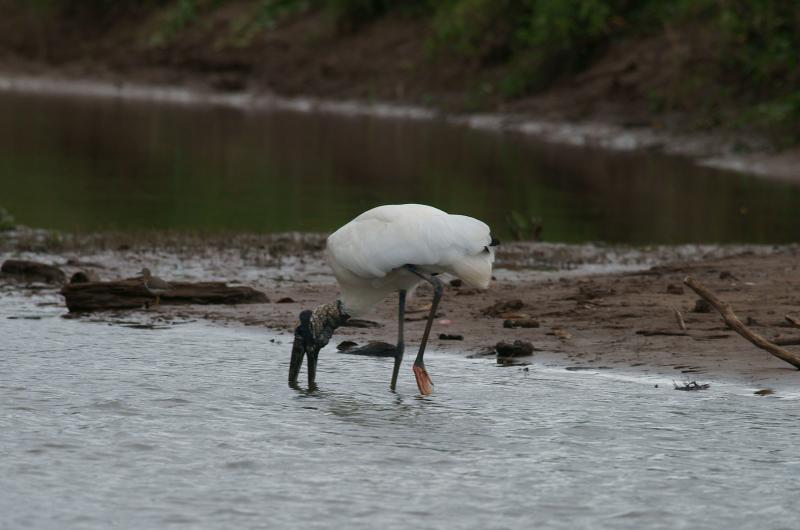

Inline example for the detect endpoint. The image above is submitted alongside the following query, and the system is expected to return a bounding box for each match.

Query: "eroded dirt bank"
[3,229,799,395]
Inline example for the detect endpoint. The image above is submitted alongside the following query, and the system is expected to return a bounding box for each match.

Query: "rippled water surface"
[1,90,800,243]
[2,294,799,530]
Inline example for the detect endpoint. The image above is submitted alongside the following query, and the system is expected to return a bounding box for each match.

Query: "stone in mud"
[495,340,534,358]
[70,271,100,284]
[503,318,540,329]
[482,299,524,317]
[439,333,463,340]
[573,285,616,302]
[338,341,397,357]
[276,297,295,303]
[666,283,684,295]
[692,299,712,313]
[1,259,66,284]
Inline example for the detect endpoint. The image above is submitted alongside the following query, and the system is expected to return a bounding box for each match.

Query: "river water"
[2,290,799,530]
[1,89,799,244]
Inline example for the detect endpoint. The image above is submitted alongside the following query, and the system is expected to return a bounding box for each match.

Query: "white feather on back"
[327,204,494,289]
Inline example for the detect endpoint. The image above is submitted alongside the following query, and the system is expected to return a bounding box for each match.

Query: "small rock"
[482,299,524,317]
[719,270,735,280]
[438,333,463,340]
[276,297,295,303]
[666,284,684,295]
[495,340,534,358]
[692,299,712,313]
[337,340,358,351]
[70,271,100,284]
[754,389,775,396]
[503,318,540,329]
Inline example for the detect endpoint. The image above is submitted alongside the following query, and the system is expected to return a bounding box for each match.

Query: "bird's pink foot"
[413,364,434,395]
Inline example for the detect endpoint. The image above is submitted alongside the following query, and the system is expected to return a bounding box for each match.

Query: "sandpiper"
[139,268,172,308]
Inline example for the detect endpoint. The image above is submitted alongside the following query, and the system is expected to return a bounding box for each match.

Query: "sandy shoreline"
[1,72,798,183]
[3,228,799,396]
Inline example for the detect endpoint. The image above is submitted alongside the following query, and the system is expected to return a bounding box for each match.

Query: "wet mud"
[3,228,798,393]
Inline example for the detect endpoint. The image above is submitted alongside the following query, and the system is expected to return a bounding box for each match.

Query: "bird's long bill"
[288,330,305,388]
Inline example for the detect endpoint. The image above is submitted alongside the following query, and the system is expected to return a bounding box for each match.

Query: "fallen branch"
[61,279,268,311]
[684,276,800,370]
[786,314,800,329]
[673,308,687,331]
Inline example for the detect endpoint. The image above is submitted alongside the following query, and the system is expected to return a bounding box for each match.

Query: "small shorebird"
[139,268,172,308]
[289,204,497,394]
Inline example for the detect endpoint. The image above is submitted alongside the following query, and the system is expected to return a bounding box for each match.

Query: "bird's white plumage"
[326,204,494,315]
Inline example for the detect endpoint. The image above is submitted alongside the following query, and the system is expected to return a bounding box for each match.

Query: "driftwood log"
[61,278,268,312]
[1,259,66,284]
[684,276,800,370]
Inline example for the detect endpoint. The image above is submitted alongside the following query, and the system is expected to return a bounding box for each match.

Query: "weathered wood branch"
[673,308,687,331]
[786,314,800,329]
[1,259,66,284]
[61,279,268,312]
[683,275,800,370]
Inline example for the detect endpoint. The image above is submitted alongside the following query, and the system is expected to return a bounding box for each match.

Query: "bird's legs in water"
[390,290,406,391]
[405,266,444,395]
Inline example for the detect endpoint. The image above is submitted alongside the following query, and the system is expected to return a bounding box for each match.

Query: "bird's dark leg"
[405,266,444,395]
[390,289,406,391]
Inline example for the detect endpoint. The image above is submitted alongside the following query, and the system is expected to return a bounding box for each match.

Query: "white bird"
[289,204,498,394]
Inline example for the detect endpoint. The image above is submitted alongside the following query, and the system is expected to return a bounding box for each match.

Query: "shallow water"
[1,90,799,243]
[2,293,799,529]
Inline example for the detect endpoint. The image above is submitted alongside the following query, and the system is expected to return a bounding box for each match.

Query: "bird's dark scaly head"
[289,309,315,387]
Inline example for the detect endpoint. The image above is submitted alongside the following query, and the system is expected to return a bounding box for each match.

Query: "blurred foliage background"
[7,0,800,144]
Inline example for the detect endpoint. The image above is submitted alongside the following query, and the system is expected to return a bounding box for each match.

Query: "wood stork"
[289,204,498,394]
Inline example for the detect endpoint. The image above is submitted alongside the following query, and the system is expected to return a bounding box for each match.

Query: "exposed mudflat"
[3,228,799,395]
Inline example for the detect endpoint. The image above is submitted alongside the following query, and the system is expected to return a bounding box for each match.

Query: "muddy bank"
[3,228,799,394]
[0,72,796,183]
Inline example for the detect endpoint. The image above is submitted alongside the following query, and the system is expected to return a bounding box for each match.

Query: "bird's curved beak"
[289,310,315,389]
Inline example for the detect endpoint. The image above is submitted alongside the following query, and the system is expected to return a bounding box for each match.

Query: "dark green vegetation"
[17,0,800,145]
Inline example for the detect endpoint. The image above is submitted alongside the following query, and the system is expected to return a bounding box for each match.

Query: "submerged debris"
[673,381,710,391]
[438,333,463,340]
[754,389,775,396]
[338,341,397,357]
[336,340,358,351]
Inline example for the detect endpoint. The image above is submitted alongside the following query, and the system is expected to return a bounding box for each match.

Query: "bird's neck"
[309,300,350,348]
